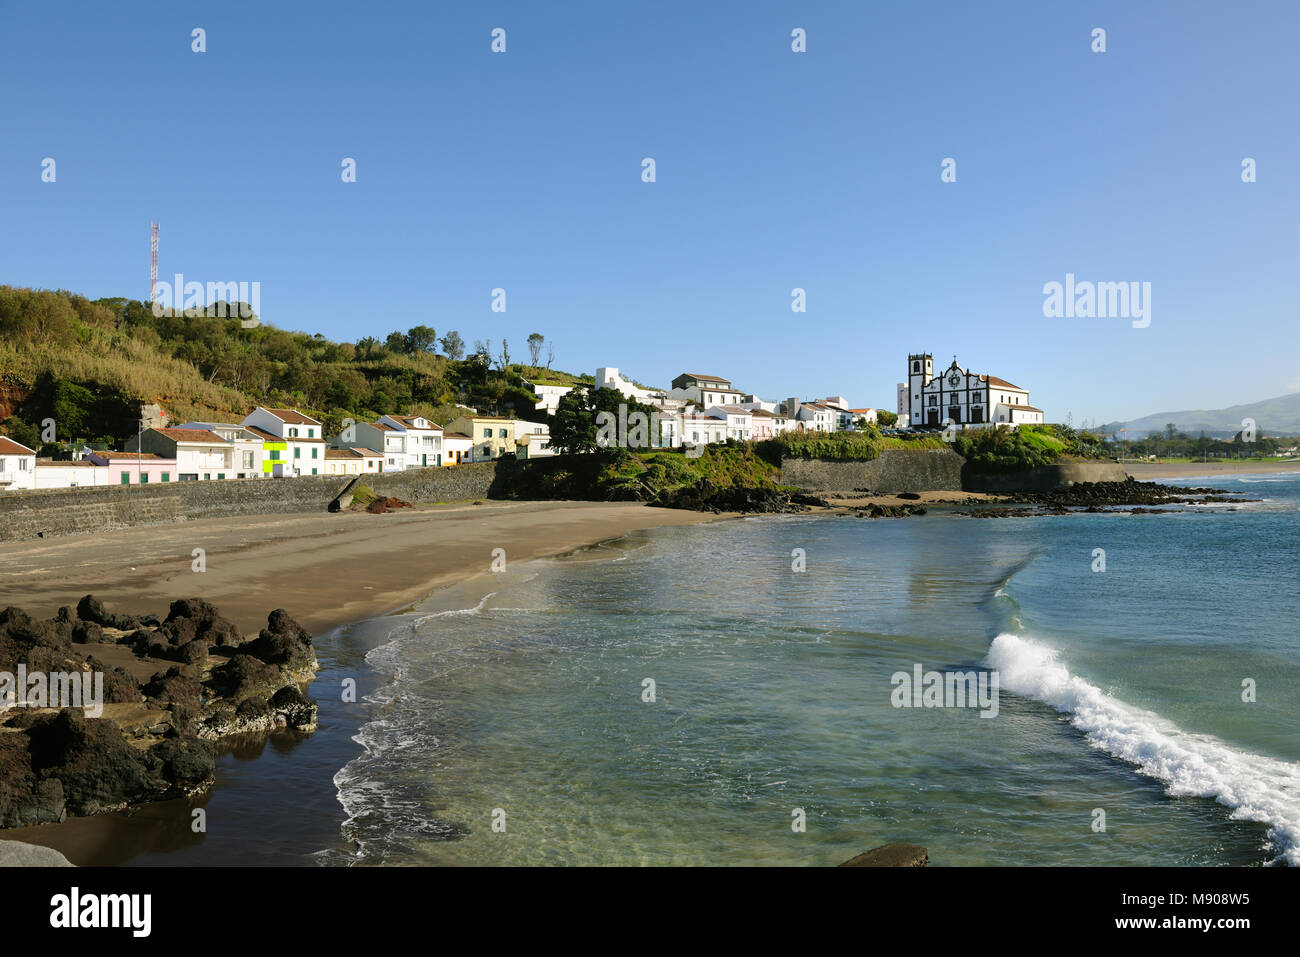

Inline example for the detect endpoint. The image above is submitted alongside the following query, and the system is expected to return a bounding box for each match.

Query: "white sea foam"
[986,632,1300,864]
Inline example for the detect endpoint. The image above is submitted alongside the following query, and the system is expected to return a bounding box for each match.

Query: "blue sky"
[3,0,1297,426]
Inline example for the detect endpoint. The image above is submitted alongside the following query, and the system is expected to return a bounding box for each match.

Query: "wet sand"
[0,500,734,866]
[1121,461,1300,480]
[0,500,727,636]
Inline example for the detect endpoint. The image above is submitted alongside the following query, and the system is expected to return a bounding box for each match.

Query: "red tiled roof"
[442,432,472,440]
[0,436,37,455]
[262,408,323,425]
[154,429,229,444]
[986,376,1026,391]
[245,426,280,442]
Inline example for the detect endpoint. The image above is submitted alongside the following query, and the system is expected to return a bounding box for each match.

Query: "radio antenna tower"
[149,222,159,301]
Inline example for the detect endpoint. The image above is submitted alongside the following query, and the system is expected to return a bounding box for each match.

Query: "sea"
[110,472,1300,867]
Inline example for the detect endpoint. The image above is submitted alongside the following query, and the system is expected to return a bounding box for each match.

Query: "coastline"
[0,500,733,637]
[1121,460,1300,480]
[0,500,738,865]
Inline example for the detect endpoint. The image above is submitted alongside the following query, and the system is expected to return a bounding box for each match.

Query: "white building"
[705,406,753,442]
[323,447,384,475]
[595,367,664,405]
[530,381,577,414]
[242,407,326,476]
[747,408,793,439]
[34,460,109,488]
[668,373,745,409]
[0,436,39,491]
[127,428,234,480]
[175,422,267,479]
[680,412,728,447]
[343,414,443,470]
[782,398,837,432]
[442,432,473,465]
[512,420,555,458]
[905,353,1044,429]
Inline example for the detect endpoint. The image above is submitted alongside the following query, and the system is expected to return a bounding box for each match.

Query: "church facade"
[903,353,1044,429]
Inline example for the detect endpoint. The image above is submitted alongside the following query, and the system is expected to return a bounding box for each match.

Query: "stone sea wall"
[780,449,966,493]
[961,459,1131,492]
[0,461,518,543]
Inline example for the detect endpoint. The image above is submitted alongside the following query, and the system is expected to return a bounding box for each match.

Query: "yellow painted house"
[446,416,516,462]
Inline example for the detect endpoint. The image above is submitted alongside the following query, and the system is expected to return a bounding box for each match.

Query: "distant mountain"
[1097,392,1300,438]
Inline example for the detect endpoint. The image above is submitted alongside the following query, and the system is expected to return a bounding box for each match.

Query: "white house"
[242,407,326,476]
[783,399,837,432]
[512,420,556,458]
[905,353,1044,429]
[175,422,267,479]
[442,432,473,465]
[705,405,753,442]
[126,428,234,481]
[323,447,384,475]
[680,412,729,447]
[34,460,109,488]
[668,373,745,409]
[343,415,443,470]
[595,367,664,405]
[0,436,38,491]
[529,381,577,414]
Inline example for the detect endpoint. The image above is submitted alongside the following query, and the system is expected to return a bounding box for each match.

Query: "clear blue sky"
[3,0,1297,426]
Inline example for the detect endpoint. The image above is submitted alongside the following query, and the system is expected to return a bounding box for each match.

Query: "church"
[902,353,1044,429]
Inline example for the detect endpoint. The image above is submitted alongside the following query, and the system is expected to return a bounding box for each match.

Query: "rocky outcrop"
[0,596,319,830]
[958,479,1251,516]
[839,842,930,867]
[0,839,75,866]
[653,480,828,514]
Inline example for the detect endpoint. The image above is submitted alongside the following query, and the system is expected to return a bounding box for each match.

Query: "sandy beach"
[0,500,729,636]
[1121,460,1300,480]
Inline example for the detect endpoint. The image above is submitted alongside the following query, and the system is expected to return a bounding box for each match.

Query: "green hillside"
[0,286,566,450]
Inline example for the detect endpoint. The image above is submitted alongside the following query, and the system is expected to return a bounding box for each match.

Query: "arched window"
[912,361,919,373]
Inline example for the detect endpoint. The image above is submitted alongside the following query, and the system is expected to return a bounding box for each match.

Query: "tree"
[545,341,555,370]
[549,387,599,455]
[496,339,511,371]
[1165,422,1178,441]
[527,333,545,368]
[876,410,899,427]
[404,325,437,355]
[440,330,465,360]
[385,331,407,354]
[473,339,492,364]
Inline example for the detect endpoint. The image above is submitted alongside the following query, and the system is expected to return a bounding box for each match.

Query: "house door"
[949,406,961,424]
[422,453,427,466]
[926,410,939,426]
[971,407,983,424]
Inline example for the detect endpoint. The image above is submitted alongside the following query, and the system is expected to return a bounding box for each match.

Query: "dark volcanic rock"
[654,480,825,514]
[83,656,144,704]
[71,620,104,644]
[839,842,930,867]
[208,653,283,699]
[24,710,154,817]
[243,609,315,670]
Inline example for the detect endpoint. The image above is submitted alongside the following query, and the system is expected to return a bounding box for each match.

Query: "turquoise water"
[333,473,1300,866]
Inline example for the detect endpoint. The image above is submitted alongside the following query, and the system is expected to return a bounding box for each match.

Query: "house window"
[180,474,198,481]
[307,428,314,437]
[120,472,130,484]
[204,474,211,481]
[295,448,301,458]
[312,447,318,459]
[290,428,298,437]
[218,473,225,480]
[484,428,493,438]
[161,473,170,482]
[141,474,149,484]
[311,468,317,475]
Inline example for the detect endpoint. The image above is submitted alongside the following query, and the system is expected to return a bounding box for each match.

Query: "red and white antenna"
[149,222,159,301]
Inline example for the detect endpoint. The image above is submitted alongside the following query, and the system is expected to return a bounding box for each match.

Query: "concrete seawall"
[961,459,1131,492]
[780,449,966,493]
[0,461,519,543]
[780,450,1132,494]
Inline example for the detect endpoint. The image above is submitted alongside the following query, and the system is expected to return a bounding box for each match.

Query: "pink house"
[86,451,180,485]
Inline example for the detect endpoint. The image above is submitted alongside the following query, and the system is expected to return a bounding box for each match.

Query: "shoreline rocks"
[0,595,319,830]
[839,842,930,867]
